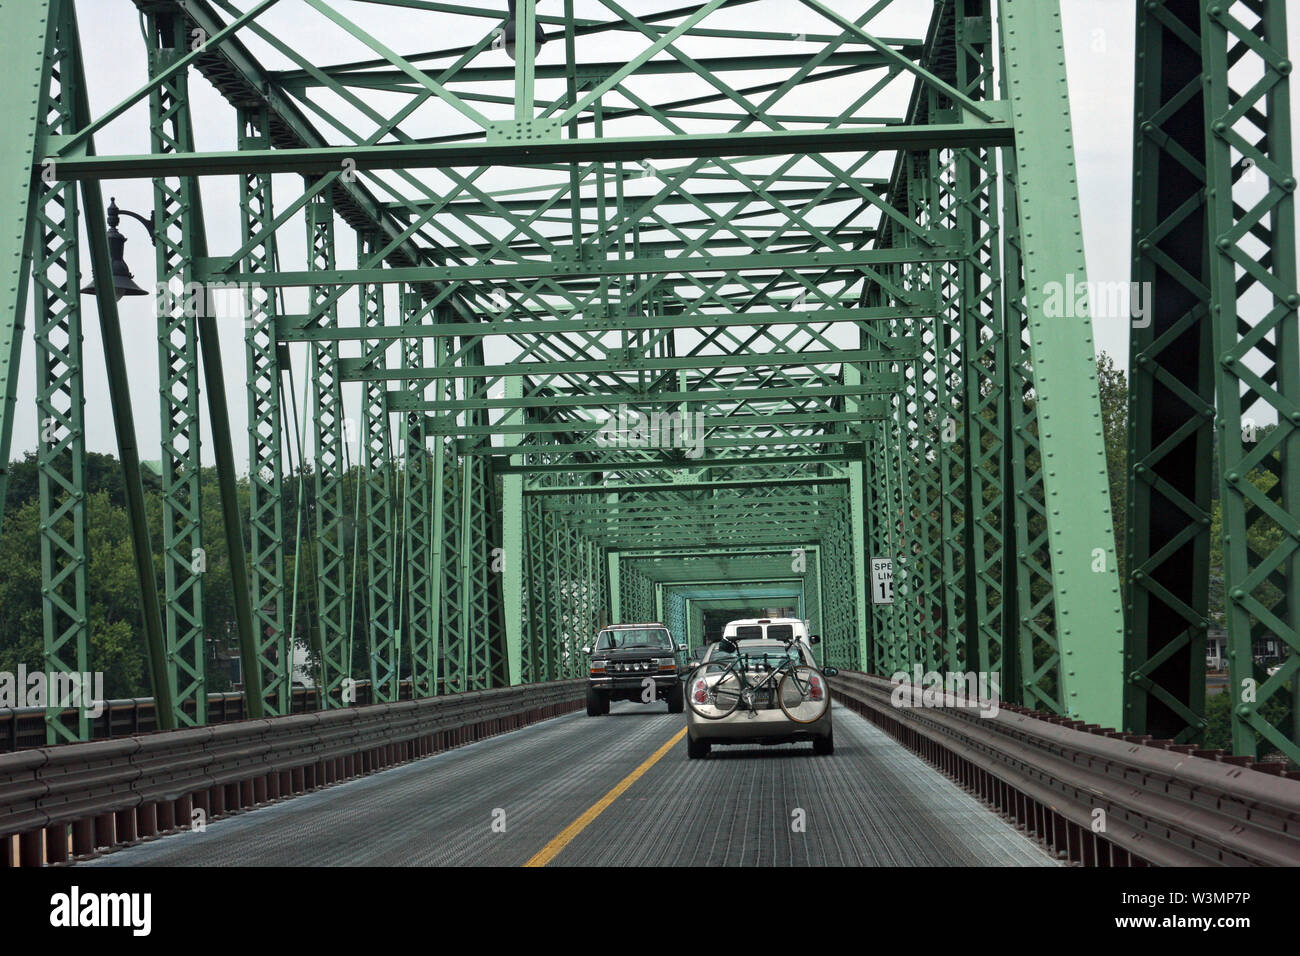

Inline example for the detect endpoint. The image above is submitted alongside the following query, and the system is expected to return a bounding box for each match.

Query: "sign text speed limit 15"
[870,557,894,605]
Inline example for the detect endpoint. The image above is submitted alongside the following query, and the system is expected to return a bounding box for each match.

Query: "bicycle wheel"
[686,661,743,720]
[777,666,830,724]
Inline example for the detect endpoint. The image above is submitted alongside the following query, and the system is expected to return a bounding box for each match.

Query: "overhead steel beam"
[46,117,1014,181]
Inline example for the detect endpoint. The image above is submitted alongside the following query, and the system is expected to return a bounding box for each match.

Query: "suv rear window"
[734,625,763,640]
[766,624,795,641]
[595,628,672,650]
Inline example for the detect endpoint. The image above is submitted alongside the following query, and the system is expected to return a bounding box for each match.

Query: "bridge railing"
[829,672,1300,867]
[0,680,584,866]
[0,680,450,753]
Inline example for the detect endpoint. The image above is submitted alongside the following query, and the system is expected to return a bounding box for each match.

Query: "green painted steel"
[360,233,399,701]
[1201,0,1300,764]
[149,11,208,726]
[306,189,351,707]
[5,0,1292,766]
[998,0,1125,726]
[0,0,51,539]
[239,105,292,716]
[403,290,438,696]
[1123,0,1213,746]
[32,0,88,743]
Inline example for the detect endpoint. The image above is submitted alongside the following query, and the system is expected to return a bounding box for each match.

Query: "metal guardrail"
[829,671,1300,867]
[0,680,584,867]
[0,680,450,753]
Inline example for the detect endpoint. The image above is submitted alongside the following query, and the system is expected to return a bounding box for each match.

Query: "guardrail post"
[176,794,193,831]
[93,812,114,850]
[137,804,157,840]
[115,808,137,844]
[45,824,67,864]
[156,800,174,834]
[19,830,42,867]
[71,818,93,857]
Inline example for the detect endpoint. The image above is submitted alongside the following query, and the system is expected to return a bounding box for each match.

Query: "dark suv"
[583,623,686,715]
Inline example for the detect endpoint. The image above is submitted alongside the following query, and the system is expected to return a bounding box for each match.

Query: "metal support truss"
[240,105,291,715]
[149,11,207,725]
[32,0,89,743]
[306,188,350,707]
[1202,0,1300,763]
[5,0,1222,753]
[1124,0,1214,745]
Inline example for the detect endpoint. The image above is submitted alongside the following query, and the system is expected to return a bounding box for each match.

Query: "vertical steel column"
[33,0,88,743]
[61,0,173,730]
[502,377,524,685]
[359,233,397,701]
[1202,0,1300,762]
[953,3,1006,681]
[439,428,464,693]
[1123,0,1213,743]
[1001,147,1060,713]
[607,547,621,622]
[238,105,290,715]
[305,188,349,706]
[149,11,206,724]
[999,0,1124,726]
[845,397,871,668]
[458,450,500,688]
[523,493,547,681]
[403,289,437,697]
[0,0,51,535]
[911,146,948,672]
[549,504,566,674]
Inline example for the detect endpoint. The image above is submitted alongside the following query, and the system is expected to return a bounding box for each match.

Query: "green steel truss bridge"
[1,0,1298,788]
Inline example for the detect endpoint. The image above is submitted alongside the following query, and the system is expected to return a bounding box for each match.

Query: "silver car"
[684,634,835,758]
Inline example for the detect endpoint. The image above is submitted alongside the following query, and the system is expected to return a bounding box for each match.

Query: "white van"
[719,617,815,646]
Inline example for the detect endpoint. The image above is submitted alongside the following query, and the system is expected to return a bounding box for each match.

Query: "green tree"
[0,491,148,698]
[1096,352,1128,584]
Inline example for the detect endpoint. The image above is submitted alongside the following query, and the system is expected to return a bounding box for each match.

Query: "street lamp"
[497,0,546,61]
[80,197,155,301]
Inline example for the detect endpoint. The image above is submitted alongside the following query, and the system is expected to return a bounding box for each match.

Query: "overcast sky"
[9,0,1292,472]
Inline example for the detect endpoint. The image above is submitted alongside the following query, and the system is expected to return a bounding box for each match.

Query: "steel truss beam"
[1201,0,1300,764]
[6,0,1194,749]
[1124,0,1214,746]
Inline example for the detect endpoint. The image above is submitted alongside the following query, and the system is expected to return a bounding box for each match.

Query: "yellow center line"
[524,726,688,867]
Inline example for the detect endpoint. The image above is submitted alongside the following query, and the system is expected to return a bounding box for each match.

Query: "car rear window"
[766,624,795,641]
[707,639,806,666]
[734,625,763,640]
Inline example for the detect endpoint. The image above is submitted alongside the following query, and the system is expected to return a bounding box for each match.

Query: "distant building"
[1206,627,1287,669]
[1206,629,1227,670]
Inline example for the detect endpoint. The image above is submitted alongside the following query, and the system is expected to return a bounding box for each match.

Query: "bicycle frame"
[710,643,804,711]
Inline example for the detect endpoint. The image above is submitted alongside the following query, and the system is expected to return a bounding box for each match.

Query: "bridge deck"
[81,703,1057,867]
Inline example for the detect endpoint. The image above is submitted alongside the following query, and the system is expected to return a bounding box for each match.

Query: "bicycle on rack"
[685,636,830,724]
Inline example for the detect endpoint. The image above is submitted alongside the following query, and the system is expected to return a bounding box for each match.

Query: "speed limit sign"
[870,557,894,605]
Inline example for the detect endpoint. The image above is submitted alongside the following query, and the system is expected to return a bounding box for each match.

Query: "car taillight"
[809,675,824,700]
[692,680,707,704]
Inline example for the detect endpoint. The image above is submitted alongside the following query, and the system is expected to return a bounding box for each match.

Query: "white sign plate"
[870,557,894,605]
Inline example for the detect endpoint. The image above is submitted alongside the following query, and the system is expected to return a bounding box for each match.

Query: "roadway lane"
[81,702,1057,867]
